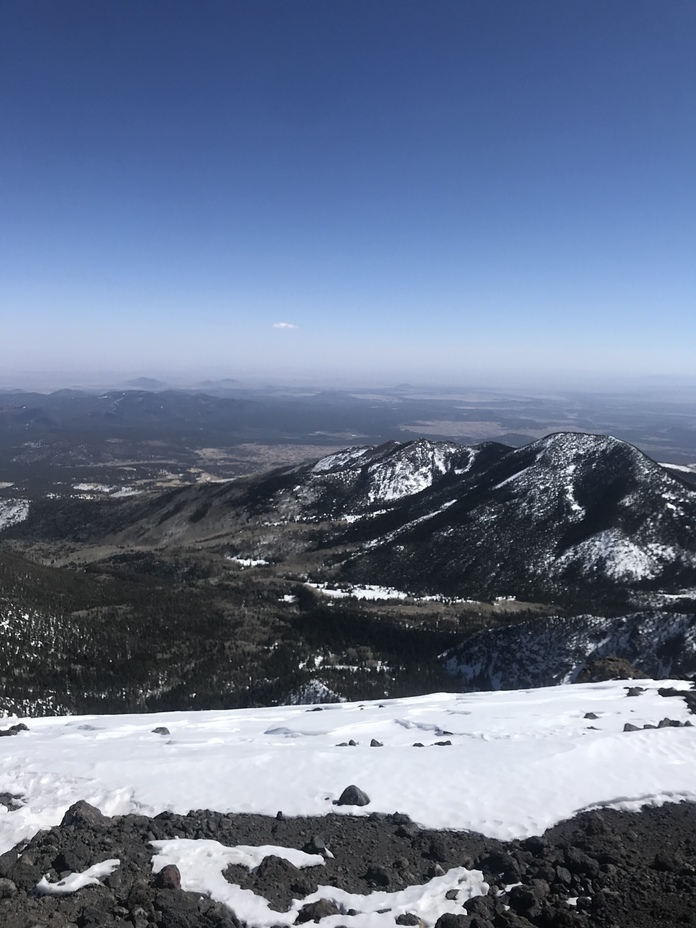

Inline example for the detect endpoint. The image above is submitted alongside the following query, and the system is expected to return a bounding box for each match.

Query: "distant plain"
[1,382,695,502]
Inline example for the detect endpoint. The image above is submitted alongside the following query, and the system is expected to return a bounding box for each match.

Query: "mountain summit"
[343,432,696,603]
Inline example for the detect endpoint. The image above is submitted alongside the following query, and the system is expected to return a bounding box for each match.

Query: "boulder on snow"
[333,785,370,807]
[625,685,646,696]
[296,899,341,922]
[396,915,424,927]
[60,800,107,828]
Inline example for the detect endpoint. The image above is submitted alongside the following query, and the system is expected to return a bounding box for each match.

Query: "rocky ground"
[1,798,696,928]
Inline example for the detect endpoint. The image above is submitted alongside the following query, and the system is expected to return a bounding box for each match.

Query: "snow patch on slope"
[555,530,664,581]
[36,859,121,895]
[366,441,464,503]
[312,447,373,473]
[0,498,30,531]
[309,439,469,511]
[306,583,409,601]
[661,463,696,475]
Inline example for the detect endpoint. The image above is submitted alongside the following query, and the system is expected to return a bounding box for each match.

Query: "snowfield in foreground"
[2,680,696,860]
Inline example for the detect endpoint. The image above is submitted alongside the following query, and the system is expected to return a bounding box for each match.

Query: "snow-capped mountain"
[8,431,696,608]
[341,432,696,603]
[443,610,696,692]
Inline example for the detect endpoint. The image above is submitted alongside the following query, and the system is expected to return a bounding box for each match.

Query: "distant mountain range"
[0,389,249,432]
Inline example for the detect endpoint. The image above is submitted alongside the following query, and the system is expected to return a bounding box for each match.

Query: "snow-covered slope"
[2,681,696,857]
[0,498,29,532]
[303,438,474,515]
[444,611,696,691]
[312,439,476,503]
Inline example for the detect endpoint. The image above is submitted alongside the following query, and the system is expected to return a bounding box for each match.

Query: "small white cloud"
[272,322,298,329]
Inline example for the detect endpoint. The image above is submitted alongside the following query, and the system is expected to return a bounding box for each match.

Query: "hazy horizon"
[2,1,694,384]
[3,367,696,400]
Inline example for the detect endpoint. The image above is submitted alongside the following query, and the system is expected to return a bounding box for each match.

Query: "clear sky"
[1,1,694,386]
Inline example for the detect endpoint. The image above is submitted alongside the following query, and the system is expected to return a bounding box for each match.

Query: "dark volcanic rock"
[0,793,23,811]
[247,854,304,909]
[54,840,93,873]
[61,799,108,828]
[364,863,393,886]
[334,784,370,807]
[464,893,498,917]
[302,835,328,855]
[433,914,471,928]
[296,898,341,922]
[154,863,182,889]
[0,878,17,898]
[396,914,422,926]
[0,801,696,928]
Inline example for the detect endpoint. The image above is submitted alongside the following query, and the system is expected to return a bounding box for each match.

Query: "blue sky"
[2,1,694,385]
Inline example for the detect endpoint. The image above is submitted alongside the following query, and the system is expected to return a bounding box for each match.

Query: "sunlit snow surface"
[306,583,410,601]
[2,681,696,861]
[226,555,270,567]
